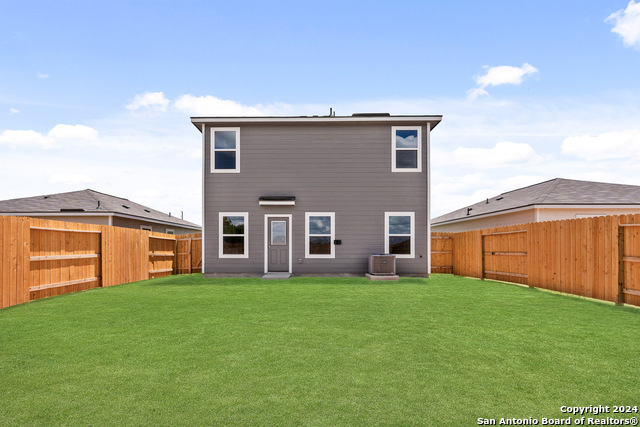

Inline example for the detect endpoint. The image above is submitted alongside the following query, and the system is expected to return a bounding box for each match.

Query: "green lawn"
[1,274,638,426]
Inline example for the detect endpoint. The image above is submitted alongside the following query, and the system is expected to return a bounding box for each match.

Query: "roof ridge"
[537,178,563,203]
[494,177,558,198]
[83,189,103,210]
[85,188,130,202]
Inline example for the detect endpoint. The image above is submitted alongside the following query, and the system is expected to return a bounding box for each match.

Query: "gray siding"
[111,216,200,235]
[203,122,430,275]
[27,215,110,226]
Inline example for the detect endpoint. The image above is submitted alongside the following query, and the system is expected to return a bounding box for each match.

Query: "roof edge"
[191,115,443,130]
[431,204,536,225]
[431,203,640,226]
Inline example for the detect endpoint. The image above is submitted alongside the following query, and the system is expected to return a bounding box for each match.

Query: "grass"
[1,274,639,426]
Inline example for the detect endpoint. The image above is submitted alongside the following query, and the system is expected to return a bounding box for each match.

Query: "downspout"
[426,122,431,276]
[201,123,206,273]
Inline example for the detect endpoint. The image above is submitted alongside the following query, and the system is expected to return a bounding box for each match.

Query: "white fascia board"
[192,116,442,126]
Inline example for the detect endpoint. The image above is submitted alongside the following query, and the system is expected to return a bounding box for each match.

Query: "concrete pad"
[262,272,291,280]
[365,273,399,281]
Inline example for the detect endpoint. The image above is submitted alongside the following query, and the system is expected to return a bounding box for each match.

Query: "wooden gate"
[176,234,202,274]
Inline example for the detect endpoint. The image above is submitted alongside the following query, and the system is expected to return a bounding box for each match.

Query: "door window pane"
[271,221,286,245]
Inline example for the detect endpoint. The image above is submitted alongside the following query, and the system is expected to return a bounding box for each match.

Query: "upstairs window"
[391,126,422,172]
[305,212,335,258]
[385,212,415,258]
[211,128,240,173]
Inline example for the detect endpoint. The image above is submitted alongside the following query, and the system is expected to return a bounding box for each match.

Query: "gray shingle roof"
[432,178,640,225]
[0,189,200,229]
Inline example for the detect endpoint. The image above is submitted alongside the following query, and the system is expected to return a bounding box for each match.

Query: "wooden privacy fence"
[1,216,202,309]
[431,214,640,307]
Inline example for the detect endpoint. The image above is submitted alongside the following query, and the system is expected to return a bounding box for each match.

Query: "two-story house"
[191,113,442,277]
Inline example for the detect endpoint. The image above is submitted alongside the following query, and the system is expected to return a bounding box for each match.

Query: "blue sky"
[2,0,640,222]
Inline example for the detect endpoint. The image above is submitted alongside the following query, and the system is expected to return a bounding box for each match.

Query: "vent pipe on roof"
[181,211,183,220]
[169,212,171,217]
[467,208,473,216]
[97,201,101,209]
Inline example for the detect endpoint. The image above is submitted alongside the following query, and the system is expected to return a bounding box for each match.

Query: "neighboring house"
[0,189,201,235]
[191,113,442,277]
[431,178,640,232]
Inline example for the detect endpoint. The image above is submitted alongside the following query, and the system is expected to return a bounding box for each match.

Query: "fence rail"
[431,214,640,307]
[1,216,202,309]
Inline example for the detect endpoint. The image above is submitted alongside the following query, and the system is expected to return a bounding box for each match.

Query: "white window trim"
[305,212,335,259]
[140,225,153,231]
[211,127,240,173]
[391,126,422,172]
[385,212,415,258]
[219,212,249,258]
[165,228,175,235]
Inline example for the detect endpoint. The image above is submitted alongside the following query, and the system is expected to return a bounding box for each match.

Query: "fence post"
[617,225,625,305]
[189,238,193,274]
[173,238,178,275]
[481,232,485,280]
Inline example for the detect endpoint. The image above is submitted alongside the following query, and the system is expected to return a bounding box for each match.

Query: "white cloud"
[126,92,170,114]
[174,95,268,116]
[606,0,640,50]
[0,129,56,148]
[37,72,49,79]
[561,129,640,161]
[443,141,539,168]
[49,124,98,141]
[467,63,538,100]
[9,108,19,115]
[50,173,95,185]
[0,124,99,149]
